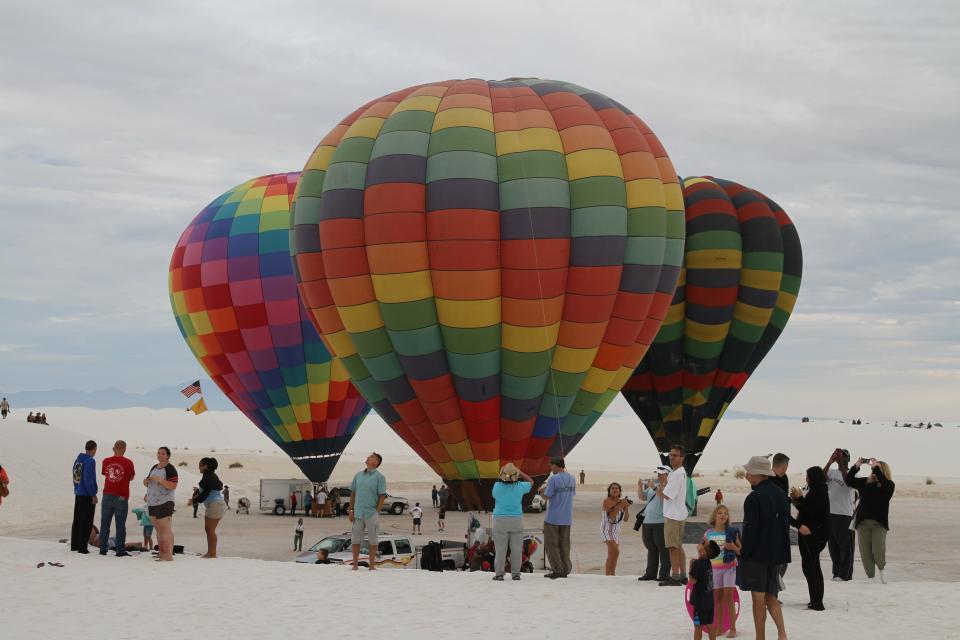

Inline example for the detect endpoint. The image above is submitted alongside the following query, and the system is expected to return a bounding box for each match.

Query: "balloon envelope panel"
[169,173,370,482]
[621,176,802,470]
[292,78,684,483]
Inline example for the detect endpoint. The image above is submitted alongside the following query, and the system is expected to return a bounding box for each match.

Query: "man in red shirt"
[100,440,135,556]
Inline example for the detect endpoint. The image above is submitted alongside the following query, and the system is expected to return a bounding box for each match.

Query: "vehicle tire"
[391,503,404,515]
[273,505,286,516]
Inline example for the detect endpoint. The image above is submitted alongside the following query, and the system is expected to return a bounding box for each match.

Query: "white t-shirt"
[317,492,328,504]
[662,466,688,521]
[411,506,423,519]
[826,468,855,516]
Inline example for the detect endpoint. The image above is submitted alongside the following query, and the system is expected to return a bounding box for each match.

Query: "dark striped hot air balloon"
[621,176,802,471]
[169,173,370,482]
[291,78,684,508]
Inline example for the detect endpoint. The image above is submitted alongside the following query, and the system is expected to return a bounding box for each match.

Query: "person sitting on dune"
[27,412,35,423]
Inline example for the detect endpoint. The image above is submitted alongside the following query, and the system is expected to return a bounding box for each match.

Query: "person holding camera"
[789,467,830,611]
[638,466,671,582]
[601,482,630,576]
[846,458,895,583]
[824,448,856,581]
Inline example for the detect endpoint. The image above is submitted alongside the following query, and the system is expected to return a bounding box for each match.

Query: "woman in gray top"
[143,446,178,561]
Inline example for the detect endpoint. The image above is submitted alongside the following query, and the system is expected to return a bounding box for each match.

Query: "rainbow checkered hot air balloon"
[290,78,685,508]
[621,176,803,471]
[169,173,369,482]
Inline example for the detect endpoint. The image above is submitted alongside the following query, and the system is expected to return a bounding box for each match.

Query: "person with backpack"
[658,444,689,586]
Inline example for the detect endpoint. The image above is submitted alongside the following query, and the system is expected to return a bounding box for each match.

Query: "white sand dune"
[0,536,948,640]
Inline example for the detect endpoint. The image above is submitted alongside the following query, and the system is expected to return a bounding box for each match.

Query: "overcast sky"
[1,0,957,420]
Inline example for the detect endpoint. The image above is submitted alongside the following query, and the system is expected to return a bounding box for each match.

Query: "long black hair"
[806,465,827,488]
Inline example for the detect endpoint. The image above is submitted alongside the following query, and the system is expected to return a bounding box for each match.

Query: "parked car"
[331,486,410,515]
[294,533,353,563]
[295,534,416,568]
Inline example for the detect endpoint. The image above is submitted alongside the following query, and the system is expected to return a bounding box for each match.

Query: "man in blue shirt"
[349,452,387,570]
[70,440,98,553]
[542,456,576,579]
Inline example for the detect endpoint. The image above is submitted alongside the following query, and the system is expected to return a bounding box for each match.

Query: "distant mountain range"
[2,381,235,411]
[2,383,799,420]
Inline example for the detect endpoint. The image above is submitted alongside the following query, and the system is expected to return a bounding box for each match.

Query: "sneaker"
[512,574,521,581]
[879,569,888,584]
[832,576,844,582]
[658,577,682,586]
[807,603,825,611]
[99,550,108,556]
[77,549,89,554]
[545,572,559,579]
[492,575,504,581]
[637,574,657,581]
[115,551,131,557]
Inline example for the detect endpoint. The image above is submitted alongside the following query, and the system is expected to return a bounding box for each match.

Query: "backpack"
[420,542,443,572]
[685,475,698,516]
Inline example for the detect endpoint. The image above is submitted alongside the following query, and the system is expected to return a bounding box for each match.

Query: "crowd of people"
[27,411,49,424]
[12,433,898,639]
[67,440,227,561]
[477,445,895,640]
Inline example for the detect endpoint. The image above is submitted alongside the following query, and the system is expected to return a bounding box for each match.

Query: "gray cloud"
[0,0,957,418]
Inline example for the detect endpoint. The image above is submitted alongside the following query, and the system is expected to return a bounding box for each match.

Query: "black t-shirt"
[689,558,714,610]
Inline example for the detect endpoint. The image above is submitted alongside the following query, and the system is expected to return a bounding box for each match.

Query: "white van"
[259,478,313,515]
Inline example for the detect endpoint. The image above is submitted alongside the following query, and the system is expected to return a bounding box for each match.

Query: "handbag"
[633,505,647,531]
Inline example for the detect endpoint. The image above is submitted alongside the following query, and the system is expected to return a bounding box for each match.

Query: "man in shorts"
[410,502,423,535]
[740,455,791,640]
[658,444,688,586]
[349,452,386,571]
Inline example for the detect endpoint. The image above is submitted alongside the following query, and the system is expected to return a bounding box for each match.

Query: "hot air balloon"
[169,173,370,482]
[290,78,684,508]
[621,176,803,471]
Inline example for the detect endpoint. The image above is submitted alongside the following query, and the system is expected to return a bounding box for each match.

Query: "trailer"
[259,478,314,515]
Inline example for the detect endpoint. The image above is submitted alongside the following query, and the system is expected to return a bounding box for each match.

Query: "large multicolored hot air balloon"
[621,176,803,471]
[169,173,370,482]
[291,78,685,507]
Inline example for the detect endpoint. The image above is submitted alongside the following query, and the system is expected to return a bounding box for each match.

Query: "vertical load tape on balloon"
[622,176,802,471]
[169,173,370,482]
[291,79,685,508]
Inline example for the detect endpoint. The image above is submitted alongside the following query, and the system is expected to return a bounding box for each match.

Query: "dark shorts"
[148,501,175,519]
[738,559,780,596]
[413,518,422,525]
[693,607,715,626]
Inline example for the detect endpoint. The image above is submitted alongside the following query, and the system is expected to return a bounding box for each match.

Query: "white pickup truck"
[294,533,466,570]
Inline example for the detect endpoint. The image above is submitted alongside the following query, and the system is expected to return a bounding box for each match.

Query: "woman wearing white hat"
[491,463,534,581]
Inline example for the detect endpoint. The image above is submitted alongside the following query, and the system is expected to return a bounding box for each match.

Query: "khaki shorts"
[664,517,686,548]
[204,500,227,520]
[351,512,379,546]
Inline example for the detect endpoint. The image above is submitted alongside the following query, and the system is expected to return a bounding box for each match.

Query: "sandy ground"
[0,536,951,640]
[4,449,957,583]
[1,408,958,583]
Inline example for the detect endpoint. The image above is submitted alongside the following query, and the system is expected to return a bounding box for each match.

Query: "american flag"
[180,380,201,398]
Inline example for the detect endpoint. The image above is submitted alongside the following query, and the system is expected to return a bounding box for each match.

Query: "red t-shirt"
[101,456,135,498]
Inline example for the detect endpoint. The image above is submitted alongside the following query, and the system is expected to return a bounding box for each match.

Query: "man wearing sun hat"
[739,455,791,640]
